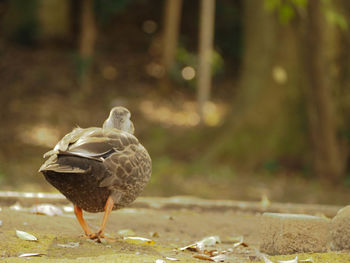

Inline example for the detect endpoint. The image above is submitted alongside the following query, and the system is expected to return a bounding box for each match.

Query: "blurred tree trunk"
[79,0,97,93]
[161,0,183,77]
[197,0,215,123]
[200,0,279,165]
[199,0,346,178]
[236,0,277,112]
[303,0,343,182]
[336,0,350,171]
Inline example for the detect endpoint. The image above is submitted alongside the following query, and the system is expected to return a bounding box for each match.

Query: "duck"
[39,106,152,240]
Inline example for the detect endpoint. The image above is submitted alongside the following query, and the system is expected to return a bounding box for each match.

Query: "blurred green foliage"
[323,0,348,30]
[264,0,307,24]
[95,0,131,25]
[2,0,39,45]
[264,0,348,29]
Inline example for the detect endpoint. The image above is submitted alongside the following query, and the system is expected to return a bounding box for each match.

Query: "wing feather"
[41,127,147,179]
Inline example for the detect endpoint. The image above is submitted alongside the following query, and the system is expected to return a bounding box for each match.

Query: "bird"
[39,107,152,240]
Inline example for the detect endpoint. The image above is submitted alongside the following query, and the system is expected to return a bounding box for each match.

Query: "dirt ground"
[0,195,350,262]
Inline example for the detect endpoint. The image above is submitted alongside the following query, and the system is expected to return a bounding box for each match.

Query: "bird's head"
[103,106,135,134]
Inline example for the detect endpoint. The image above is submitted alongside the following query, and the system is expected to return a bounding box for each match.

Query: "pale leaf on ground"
[180,236,221,252]
[18,253,45,258]
[165,256,180,261]
[179,243,199,251]
[16,230,38,241]
[10,202,24,211]
[124,236,155,245]
[30,204,63,216]
[197,236,221,249]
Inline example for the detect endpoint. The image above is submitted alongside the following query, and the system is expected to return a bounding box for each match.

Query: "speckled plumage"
[39,107,151,238]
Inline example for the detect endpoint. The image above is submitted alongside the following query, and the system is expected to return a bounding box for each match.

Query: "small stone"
[260,213,330,255]
[330,205,350,250]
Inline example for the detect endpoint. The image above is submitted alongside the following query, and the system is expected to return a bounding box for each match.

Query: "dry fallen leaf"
[232,236,248,248]
[16,230,38,241]
[124,236,155,245]
[193,254,214,261]
[179,243,200,252]
[180,235,222,253]
[204,249,218,256]
[18,253,45,258]
[30,204,63,216]
[150,231,160,238]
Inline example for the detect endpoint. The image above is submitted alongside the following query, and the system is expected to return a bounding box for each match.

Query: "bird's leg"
[88,196,115,241]
[74,205,93,237]
[98,196,114,237]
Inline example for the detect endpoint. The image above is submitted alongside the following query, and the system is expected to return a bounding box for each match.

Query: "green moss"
[256,252,350,263]
[0,231,55,257]
[1,229,197,262]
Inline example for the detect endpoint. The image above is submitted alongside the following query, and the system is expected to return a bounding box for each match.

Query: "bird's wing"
[39,127,144,174]
[43,127,120,160]
[63,128,135,159]
[43,127,85,158]
[39,154,87,173]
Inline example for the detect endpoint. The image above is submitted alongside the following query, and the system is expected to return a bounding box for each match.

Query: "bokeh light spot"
[142,20,157,34]
[181,66,196,80]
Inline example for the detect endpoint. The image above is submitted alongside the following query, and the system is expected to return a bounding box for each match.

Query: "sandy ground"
[0,206,260,262]
[0,195,350,262]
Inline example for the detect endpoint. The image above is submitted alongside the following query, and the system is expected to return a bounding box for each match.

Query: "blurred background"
[0,0,350,205]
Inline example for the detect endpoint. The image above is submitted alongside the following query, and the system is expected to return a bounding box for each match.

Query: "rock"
[330,205,350,250]
[260,212,330,255]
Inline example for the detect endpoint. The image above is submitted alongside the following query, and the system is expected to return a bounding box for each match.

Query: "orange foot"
[74,197,115,243]
[83,232,115,243]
